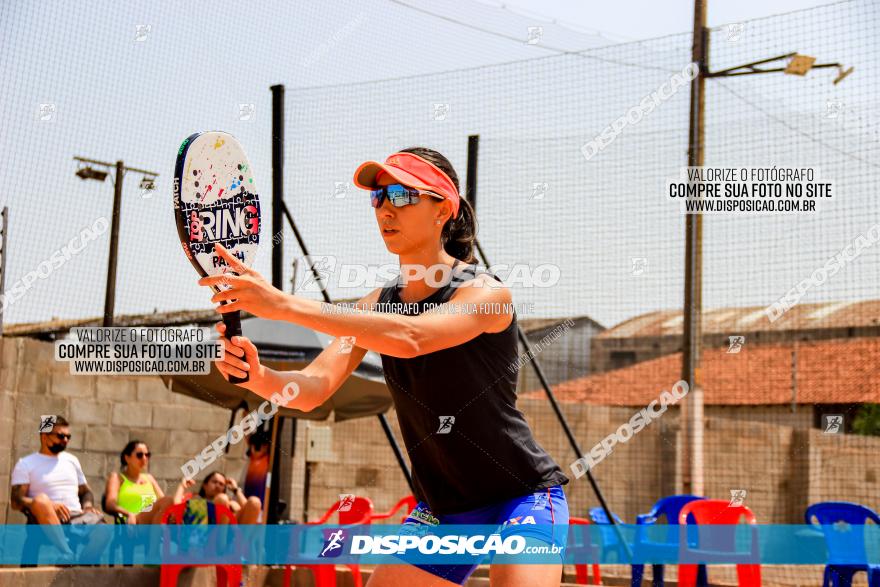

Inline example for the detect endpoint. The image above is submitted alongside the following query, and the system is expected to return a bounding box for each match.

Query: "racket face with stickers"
[173,131,261,383]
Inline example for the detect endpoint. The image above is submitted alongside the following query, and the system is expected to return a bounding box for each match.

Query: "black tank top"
[377,262,569,516]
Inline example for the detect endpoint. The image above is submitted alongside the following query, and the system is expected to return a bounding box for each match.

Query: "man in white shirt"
[10,415,107,559]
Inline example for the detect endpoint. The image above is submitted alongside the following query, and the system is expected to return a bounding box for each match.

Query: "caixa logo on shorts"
[500,515,537,529]
[319,528,347,558]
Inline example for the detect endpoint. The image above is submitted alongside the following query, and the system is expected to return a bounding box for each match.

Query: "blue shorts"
[396,485,569,585]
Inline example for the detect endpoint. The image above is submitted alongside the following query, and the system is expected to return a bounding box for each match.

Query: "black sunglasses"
[53,433,72,441]
[370,184,444,209]
[135,451,151,458]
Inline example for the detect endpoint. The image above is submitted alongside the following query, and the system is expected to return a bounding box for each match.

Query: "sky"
[493,0,834,41]
[0,0,876,328]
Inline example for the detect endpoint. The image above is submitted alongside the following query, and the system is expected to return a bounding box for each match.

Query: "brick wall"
[0,337,246,524]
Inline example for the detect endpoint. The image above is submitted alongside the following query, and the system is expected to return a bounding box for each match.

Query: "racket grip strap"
[222,310,249,383]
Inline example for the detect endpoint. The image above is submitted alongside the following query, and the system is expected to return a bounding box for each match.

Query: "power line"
[386,0,678,74]
[475,0,635,42]
[715,80,879,169]
[709,0,858,32]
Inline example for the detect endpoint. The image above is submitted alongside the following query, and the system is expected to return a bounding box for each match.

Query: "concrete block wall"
[3,336,877,528]
[522,399,671,522]
[299,414,408,523]
[294,396,880,525]
[812,428,880,509]
[702,416,798,522]
[297,398,671,524]
[0,337,247,524]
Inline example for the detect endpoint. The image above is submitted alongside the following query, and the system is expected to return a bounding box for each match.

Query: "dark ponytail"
[441,197,478,264]
[398,146,478,264]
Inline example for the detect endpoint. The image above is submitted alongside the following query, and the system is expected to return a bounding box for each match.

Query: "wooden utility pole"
[103,160,124,327]
[682,0,708,495]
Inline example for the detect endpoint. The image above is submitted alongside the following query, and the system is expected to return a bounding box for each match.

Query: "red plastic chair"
[569,516,602,585]
[370,495,418,524]
[283,496,374,587]
[678,500,761,587]
[160,500,241,587]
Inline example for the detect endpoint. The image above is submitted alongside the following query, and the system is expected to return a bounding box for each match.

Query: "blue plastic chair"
[632,495,708,587]
[588,506,629,563]
[805,501,880,587]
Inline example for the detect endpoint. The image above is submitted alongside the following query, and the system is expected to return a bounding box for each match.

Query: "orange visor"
[353,152,460,218]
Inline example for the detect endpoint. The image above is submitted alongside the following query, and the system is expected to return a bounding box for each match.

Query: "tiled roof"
[526,337,880,406]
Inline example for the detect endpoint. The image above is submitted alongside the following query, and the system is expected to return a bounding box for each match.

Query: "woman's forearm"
[249,365,334,413]
[173,483,187,503]
[104,497,125,516]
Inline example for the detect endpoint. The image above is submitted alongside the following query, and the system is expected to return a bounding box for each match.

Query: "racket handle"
[222,310,249,384]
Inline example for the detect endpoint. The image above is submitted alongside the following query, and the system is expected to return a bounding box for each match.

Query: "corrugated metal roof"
[520,315,605,334]
[5,308,606,339]
[4,309,227,337]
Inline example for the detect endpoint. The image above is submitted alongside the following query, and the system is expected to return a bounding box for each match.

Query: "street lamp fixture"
[707,52,854,85]
[139,176,157,191]
[75,165,108,182]
[72,155,159,326]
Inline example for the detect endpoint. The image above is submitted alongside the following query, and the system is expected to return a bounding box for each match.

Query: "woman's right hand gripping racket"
[173,131,261,384]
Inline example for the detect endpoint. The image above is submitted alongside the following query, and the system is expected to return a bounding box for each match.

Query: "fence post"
[681,0,708,497]
[271,84,285,290]
[0,206,8,335]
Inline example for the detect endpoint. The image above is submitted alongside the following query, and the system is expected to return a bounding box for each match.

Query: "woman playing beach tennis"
[200,147,570,586]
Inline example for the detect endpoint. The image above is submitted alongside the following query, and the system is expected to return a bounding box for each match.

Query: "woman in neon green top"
[104,440,179,524]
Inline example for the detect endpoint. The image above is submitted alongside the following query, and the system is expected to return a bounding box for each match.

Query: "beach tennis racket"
[173,131,261,383]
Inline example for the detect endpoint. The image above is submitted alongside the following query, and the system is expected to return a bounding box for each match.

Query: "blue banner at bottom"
[0,524,876,566]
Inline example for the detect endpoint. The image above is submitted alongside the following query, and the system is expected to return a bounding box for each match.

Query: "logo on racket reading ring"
[181,192,260,255]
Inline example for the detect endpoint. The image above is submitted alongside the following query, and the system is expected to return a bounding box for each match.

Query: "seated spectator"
[10,415,109,559]
[104,440,177,524]
[242,430,270,509]
[192,471,261,524]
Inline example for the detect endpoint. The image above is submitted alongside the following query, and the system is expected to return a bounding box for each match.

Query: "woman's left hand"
[198,244,290,321]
